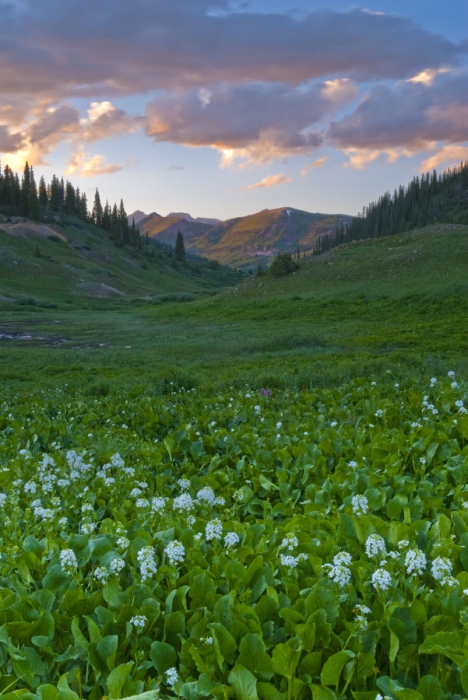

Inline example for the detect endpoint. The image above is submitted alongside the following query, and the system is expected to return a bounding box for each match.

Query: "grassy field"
[0,223,467,394]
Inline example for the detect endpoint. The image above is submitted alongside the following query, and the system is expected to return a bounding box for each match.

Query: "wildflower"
[130,615,147,630]
[431,557,452,582]
[82,504,93,513]
[374,409,384,417]
[331,421,337,427]
[81,522,96,534]
[173,494,194,512]
[178,478,190,491]
[58,517,68,528]
[430,377,437,386]
[352,494,368,515]
[448,371,455,377]
[94,567,108,585]
[280,553,307,570]
[136,498,150,509]
[166,668,179,688]
[405,549,426,576]
[130,488,142,498]
[371,569,392,592]
[117,536,129,551]
[326,564,352,586]
[365,534,386,559]
[451,381,459,388]
[355,604,372,630]
[165,540,185,566]
[334,551,352,567]
[205,519,223,542]
[276,421,282,428]
[197,487,217,505]
[348,460,358,468]
[110,557,126,574]
[57,479,70,488]
[24,481,37,494]
[224,532,240,551]
[279,533,299,551]
[60,549,78,573]
[137,546,157,582]
[151,496,168,514]
[0,494,7,507]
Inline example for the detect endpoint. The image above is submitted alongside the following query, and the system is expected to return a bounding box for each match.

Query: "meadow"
[0,223,467,699]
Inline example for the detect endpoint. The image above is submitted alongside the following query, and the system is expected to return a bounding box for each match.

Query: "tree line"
[0,161,140,247]
[312,160,468,255]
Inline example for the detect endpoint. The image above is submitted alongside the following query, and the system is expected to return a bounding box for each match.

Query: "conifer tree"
[28,166,40,220]
[92,188,103,227]
[38,176,48,208]
[21,161,31,216]
[175,230,186,262]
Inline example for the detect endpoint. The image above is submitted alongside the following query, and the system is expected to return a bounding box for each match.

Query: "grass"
[0,223,467,395]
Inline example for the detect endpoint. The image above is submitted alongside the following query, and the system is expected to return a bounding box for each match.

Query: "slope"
[0,214,243,307]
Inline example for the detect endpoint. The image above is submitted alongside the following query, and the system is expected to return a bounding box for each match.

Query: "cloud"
[169,165,185,170]
[328,70,468,152]
[242,173,291,190]
[0,125,24,153]
[0,3,460,101]
[420,144,468,172]
[301,156,328,176]
[80,101,144,142]
[146,80,355,164]
[66,147,127,177]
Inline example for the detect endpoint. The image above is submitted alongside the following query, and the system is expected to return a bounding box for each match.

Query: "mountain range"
[128,207,352,268]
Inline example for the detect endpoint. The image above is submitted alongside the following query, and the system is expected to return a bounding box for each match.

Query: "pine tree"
[111,203,121,244]
[175,230,185,262]
[38,176,48,208]
[21,161,31,216]
[92,188,103,227]
[28,166,40,220]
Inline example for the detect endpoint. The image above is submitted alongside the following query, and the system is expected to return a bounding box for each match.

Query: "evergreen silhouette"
[175,230,186,262]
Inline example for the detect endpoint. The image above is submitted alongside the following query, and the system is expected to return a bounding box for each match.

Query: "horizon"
[0,0,466,220]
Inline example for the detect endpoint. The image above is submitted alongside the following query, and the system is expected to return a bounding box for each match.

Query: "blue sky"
[0,0,466,220]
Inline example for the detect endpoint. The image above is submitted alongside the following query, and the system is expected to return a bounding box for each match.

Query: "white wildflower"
[205,518,223,542]
[130,615,147,630]
[94,567,108,585]
[166,667,179,688]
[352,494,368,515]
[405,549,426,576]
[371,568,392,592]
[224,532,240,551]
[137,546,157,582]
[197,487,217,505]
[173,494,194,512]
[431,557,452,582]
[110,557,126,574]
[165,540,185,566]
[365,534,386,559]
[60,549,77,572]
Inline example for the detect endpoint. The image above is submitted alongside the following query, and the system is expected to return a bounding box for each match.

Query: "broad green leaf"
[228,666,258,700]
[271,643,301,680]
[320,651,353,688]
[416,675,444,700]
[107,662,133,699]
[150,640,177,675]
[419,631,464,667]
[238,633,273,680]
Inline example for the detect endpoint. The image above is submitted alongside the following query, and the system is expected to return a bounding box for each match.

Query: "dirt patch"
[1,220,68,241]
[76,281,125,298]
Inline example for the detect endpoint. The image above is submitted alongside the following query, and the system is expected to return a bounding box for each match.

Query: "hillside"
[0,214,243,307]
[139,206,351,269]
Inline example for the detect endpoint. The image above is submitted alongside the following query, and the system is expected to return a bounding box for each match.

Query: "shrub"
[270,252,298,277]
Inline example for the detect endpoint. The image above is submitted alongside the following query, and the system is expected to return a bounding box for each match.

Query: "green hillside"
[139,213,212,246]
[0,214,243,307]
[1,223,466,392]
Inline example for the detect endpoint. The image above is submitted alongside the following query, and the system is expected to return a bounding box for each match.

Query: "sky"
[0,0,467,220]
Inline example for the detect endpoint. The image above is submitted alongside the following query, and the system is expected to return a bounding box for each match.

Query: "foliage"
[0,372,467,698]
[270,253,298,278]
[314,161,468,255]
[175,231,186,263]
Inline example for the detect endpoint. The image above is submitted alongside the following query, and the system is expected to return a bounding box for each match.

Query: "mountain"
[139,206,352,268]
[168,212,221,225]
[127,210,154,225]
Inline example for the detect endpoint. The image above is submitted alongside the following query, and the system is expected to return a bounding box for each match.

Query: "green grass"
[0,223,467,394]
